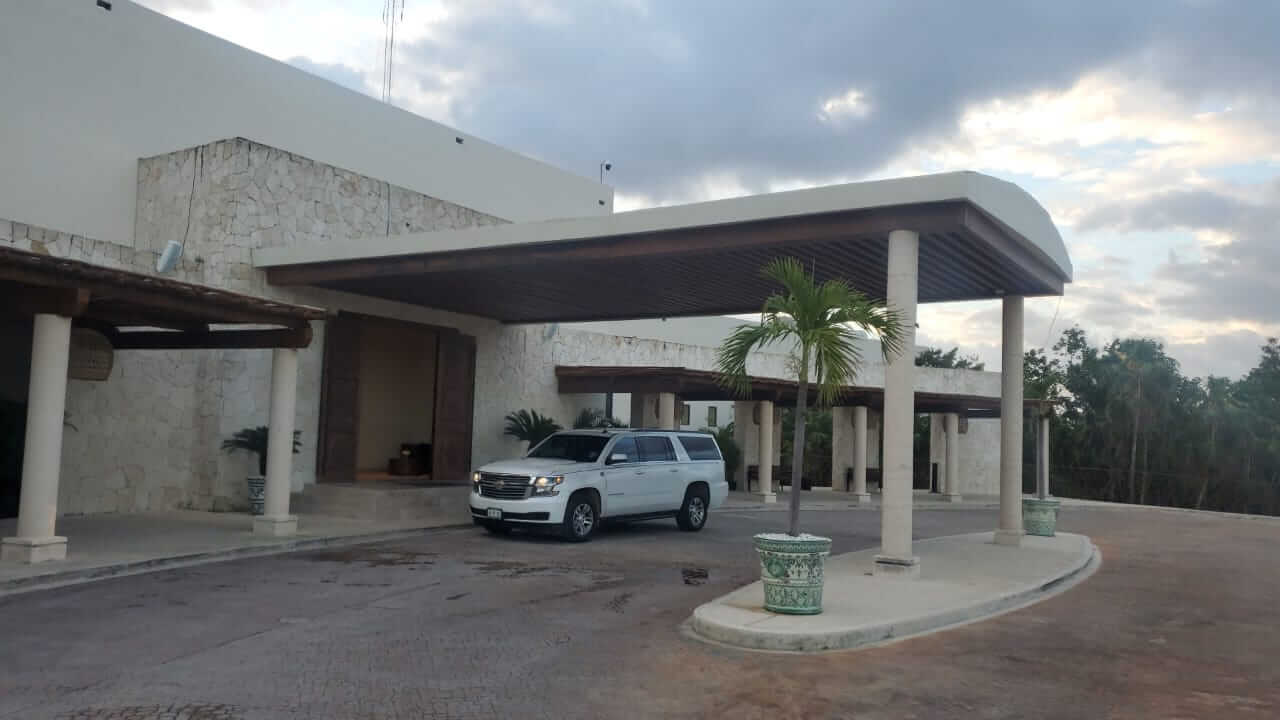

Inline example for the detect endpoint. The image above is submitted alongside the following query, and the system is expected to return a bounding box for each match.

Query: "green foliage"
[715,257,904,535]
[916,346,985,370]
[221,426,302,477]
[706,423,742,488]
[572,408,626,429]
[1031,329,1280,516]
[716,258,904,407]
[780,407,832,488]
[503,409,562,448]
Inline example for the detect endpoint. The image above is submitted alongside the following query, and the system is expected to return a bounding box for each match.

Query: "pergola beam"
[0,286,90,318]
[104,325,313,350]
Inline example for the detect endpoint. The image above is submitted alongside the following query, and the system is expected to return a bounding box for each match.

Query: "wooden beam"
[266,202,968,286]
[108,325,313,350]
[0,285,90,317]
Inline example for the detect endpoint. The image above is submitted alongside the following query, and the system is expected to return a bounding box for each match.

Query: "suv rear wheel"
[561,491,598,542]
[676,485,709,531]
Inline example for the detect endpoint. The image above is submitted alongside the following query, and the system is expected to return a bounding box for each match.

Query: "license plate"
[486,508,503,520]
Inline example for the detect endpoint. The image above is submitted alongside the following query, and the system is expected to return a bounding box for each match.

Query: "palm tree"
[503,409,562,449]
[221,426,302,477]
[716,258,904,536]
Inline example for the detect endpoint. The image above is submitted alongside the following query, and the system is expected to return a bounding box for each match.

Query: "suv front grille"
[479,473,531,500]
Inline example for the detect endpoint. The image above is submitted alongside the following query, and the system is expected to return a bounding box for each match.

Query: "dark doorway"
[0,316,32,518]
[316,312,475,485]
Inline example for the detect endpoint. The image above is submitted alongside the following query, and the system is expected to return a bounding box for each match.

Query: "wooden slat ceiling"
[0,245,325,349]
[554,365,1048,418]
[266,201,1067,324]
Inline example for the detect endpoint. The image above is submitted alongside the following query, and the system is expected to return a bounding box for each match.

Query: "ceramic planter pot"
[247,476,266,516]
[753,533,832,615]
[1023,497,1060,537]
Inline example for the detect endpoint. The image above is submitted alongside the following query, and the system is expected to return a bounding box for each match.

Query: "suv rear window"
[527,433,610,462]
[677,435,721,461]
[636,436,676,462]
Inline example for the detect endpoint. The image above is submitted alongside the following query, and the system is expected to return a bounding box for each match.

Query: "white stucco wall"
[0,1,611,251]
[1,136,511,514]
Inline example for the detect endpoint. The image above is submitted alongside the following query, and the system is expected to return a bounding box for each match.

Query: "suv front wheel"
[561,491,598,542]
[676,485,709,531]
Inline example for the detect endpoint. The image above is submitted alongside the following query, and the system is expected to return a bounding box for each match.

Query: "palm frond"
[504,409,562,446]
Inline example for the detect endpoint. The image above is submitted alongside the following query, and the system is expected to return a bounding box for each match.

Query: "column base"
[749,492,777,504]
[2,536,68,564]
[851,492,872,505]
[993,529,1024,547]
[873,554,920,578]
[945,493,963,503]
[253,514,298,537]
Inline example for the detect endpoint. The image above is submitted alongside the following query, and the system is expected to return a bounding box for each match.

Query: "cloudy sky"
[142,0,1279,378]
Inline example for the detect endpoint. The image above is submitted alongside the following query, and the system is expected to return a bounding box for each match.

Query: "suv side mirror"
[608,452,628,465]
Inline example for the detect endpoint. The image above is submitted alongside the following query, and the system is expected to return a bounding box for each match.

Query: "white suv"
[469,429,729,541]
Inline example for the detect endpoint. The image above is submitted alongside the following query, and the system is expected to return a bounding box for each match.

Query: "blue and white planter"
[753,533,832,615]
[246,476,266,515]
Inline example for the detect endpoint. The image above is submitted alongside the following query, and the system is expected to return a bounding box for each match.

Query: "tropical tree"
[716,258,904,535]
[503,409,562,449]
[916,346,986,370]
[706,423,742,488]
[572,407,626,429]
[221,426,302,476]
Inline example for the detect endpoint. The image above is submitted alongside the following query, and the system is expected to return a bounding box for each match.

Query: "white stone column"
[1037,411,1051,499]
[657,392,677,430]
[996,296,1025,546]
[755,400,776,502]
[2,314,73,563]
[255,348,299,537]
[852,405,870,504]
[945,412,962,502]
[877,229,919,577]
[830,406,853,491]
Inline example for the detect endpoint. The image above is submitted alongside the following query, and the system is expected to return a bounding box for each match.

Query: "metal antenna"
[381,0,406,102]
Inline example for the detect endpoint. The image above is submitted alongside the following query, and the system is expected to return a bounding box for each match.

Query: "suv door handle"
[634,470,646,475]
[669,468,678,473]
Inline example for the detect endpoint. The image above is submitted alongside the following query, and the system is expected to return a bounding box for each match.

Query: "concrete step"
[292,483,471,525]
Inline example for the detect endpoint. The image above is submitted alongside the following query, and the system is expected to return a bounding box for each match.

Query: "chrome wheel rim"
[572,503,594,536]
[689,497,706,526]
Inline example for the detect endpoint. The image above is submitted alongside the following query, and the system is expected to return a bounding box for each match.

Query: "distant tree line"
[778,335,1280,516]
[1022,328,1280,515]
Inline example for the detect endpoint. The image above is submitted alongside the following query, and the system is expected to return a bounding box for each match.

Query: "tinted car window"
[608,436,637,464]
[678,435,721,461]
[527,434,609,462]
[636,436,676,462]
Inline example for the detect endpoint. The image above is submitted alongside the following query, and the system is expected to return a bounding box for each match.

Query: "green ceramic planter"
[1023,497,1060,537]
[753,533,832,615]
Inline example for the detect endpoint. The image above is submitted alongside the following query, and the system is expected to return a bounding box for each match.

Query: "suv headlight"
[472,472,481,493]
[531,475,564,496]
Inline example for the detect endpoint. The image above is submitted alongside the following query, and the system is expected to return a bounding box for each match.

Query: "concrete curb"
[688,532,1100,653]
[0,523,471,598]
[722,503,1000,513]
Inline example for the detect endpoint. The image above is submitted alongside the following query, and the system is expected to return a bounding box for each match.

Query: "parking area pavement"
[1,505,1277,719]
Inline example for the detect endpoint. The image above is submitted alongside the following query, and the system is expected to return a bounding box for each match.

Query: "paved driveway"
[1,506,1276,719]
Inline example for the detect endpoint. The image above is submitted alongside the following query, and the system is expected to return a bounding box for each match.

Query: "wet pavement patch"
[57,703,243,719]
[464,560,562,577]
[682,568,709,585]
[300,547,436,567]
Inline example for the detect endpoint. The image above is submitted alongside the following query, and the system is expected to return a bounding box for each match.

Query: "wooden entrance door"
[317,312,361,483]
[432,330,476,484]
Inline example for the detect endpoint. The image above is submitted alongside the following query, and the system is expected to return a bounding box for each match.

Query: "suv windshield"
[527,434,610,463]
